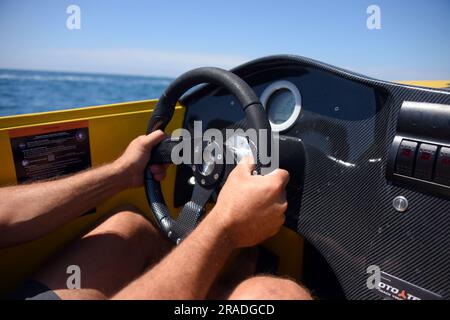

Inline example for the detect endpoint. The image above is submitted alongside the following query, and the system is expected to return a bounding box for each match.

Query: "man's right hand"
[210,157,289,248]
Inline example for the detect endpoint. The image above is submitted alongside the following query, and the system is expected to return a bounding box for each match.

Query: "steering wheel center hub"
[193,139,224,187]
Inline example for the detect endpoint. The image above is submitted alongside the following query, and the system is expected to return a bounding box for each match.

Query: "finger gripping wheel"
[145,67,271,243]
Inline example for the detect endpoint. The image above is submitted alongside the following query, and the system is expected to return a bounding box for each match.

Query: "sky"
[0,0,449,80]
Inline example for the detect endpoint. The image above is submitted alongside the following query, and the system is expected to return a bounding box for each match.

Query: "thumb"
[142,130,166,149]
[236,155,256,175]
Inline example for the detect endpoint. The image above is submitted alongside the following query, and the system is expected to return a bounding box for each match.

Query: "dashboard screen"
[267,88,296,125]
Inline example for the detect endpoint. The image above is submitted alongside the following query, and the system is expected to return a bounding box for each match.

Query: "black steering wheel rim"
[145,67,271,243]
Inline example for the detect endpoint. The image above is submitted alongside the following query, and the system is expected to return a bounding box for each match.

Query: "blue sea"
[0,69,172,117]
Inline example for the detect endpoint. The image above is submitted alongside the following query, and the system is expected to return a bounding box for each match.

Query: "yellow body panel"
[397,80,450,89]
[0,100,184,295]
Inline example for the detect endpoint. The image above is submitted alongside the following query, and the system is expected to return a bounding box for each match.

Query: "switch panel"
[389,138,450,198]
[414,143,438,181]
[434,147,450,186]
[395,140,418,176]
[387,101,450,198]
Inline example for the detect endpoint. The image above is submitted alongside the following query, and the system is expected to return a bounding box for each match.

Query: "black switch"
[395,140,418,176]
[414,143,438,181]
[434,147,450,186]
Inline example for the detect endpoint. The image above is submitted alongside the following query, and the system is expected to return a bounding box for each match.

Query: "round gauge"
[266,88,296,124]
[260,80,302,132]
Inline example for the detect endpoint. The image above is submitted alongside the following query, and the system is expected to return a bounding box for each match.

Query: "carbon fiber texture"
[171,201,204,241]
[290,57,450,300]
[181,55,450,300]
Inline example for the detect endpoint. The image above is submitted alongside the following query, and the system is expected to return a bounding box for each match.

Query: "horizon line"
[0,66,175,80]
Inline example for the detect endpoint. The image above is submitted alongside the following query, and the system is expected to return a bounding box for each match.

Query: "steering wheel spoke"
[169,184,214,243]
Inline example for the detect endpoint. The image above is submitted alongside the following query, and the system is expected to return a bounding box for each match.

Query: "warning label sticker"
[9,121,92,184]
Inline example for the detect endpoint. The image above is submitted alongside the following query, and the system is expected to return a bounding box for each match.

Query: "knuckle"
[276,180,286,191]
[136,135,146,143]
[269,179,285,194]
[277,169,290,182]
[280,201,288,212]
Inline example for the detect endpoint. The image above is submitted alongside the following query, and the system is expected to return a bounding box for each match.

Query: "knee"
[90,204,173,261]
[228,275,312,300]
[94,204,156,242]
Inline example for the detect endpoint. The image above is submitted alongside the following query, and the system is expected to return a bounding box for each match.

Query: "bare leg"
[227,275,313,300]
[207,248,258,299]
[33,205,172,299]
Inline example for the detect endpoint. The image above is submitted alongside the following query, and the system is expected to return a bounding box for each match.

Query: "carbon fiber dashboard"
[178,55,450,300]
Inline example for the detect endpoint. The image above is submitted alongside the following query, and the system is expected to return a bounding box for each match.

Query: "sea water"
[0,69,172,117]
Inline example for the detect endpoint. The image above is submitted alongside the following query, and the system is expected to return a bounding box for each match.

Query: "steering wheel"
[145,67,271,243]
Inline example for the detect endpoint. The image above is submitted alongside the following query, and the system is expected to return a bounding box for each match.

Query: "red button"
[395,140,418,176]
[414,143,437,181]
[402,149,412,157]
[420,152,431,161]
[434,147,450,186]
[442,157,450,166]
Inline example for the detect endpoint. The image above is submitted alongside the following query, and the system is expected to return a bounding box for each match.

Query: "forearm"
[114,210,234,300]
[0,162,127,247]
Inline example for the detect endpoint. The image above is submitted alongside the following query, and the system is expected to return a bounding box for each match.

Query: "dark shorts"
[8,280,61,300]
